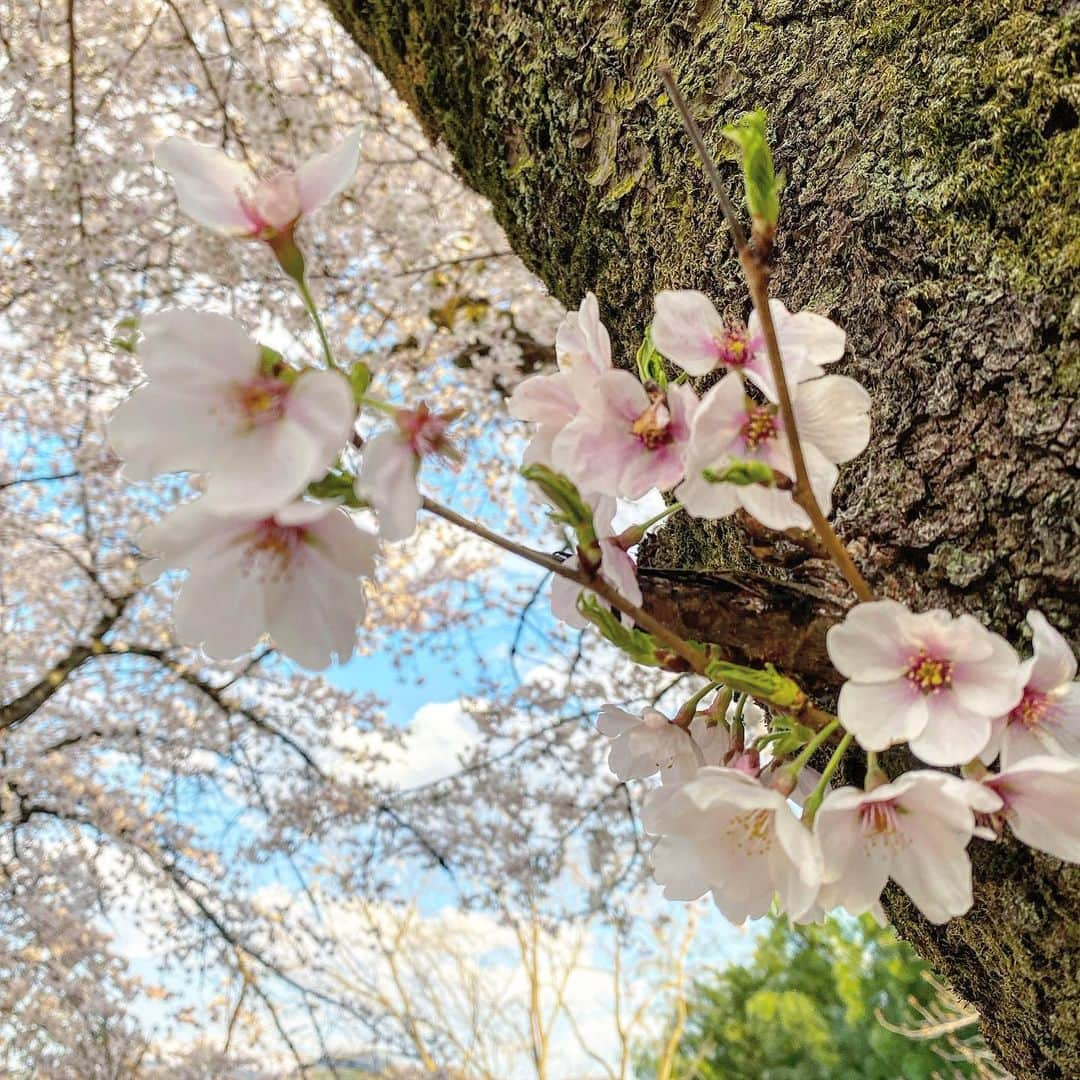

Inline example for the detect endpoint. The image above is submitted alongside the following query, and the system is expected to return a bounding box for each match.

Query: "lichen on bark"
[326,0,1079,1074]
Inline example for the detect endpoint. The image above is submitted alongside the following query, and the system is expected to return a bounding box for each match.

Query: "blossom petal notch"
[827,600,1023,766]
[642,766,822,923]
[140,498,378,670]
[155,126,364,239]
[108,310,355,515]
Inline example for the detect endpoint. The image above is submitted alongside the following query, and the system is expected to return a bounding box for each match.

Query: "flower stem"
[659,68,874,604]
[296,276,338,372]
[674,680,722,728]
[782,718,840,783]
[421,496,711,675]
[802,732,855,825]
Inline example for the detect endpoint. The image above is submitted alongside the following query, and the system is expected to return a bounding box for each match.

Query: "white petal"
[1027,609,1077,692]
[556,292,612,378]
[508,372,579,427]
[294,126,364,214]
[597,705,639,738]
[357,430,421,542]
[837,678,927,751]
[826,600,912,681]
[774,303,846,366]
[890,832,974,924]
[155,137,254,235]
[139,309,258,385]
[651,836,710,901]
[996,756,1080,862]
[793,375,871,464]
[286,369,355,466]
[951,631,1023,716]
[908,694,992,767]
[651,290,725,376]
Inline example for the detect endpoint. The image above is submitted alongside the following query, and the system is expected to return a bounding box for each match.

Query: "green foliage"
[636,326,668,389]
[638,914,988,1080]
[720,110,782,236]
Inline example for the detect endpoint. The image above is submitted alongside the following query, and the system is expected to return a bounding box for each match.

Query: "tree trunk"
[325,1,1079,1074]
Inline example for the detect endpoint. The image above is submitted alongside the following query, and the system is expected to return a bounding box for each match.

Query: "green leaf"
[702,459,777,487]
[635,326,667,389]
[721,110,782,234]
[521,463,601,572]
[306,470,365,507]
[348,361,372,401]
[704,659,805,710]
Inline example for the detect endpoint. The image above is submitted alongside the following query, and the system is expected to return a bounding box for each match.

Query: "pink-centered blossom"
[552,375,698,500]
[155,128,364,239]
[357,404,458,542]
[549,495,642,628]
[814,771,999,924]
[108,310,354,514]
[508,293,612,465]
[141,497,377,670]
[675,371,869,531]
[982,610,1080,767]
[827,601,1023,766]
[978,756,1080,863]
[652,292,845,401]
[642,766,822,923]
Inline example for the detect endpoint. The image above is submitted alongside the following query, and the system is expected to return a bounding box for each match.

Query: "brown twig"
[658,65,874,603]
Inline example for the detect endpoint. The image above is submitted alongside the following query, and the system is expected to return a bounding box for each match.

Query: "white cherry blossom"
[507,292,612,465]
[652,292,845,401]
[827,600,1023,765]
[814,771,999,924]
[357,404,457,542]
[982,610,1080,766]
[140,497,378,669]
[596,705,701,783]
[108,310,355,514]
[642,767,822,923]
[549,495,642,628]
[155,127,364,239]
[979,756,1080,863]
[675,371,869,531]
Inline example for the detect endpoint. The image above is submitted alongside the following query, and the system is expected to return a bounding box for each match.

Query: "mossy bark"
[325,1,1079,1074]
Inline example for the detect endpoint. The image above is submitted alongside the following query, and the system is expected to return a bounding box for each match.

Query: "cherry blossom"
[652,292,845,401]
[641,767,822,923]
[140,497,378,669]
[507,292,612,465]
[552,375,698,499]
[978,756,1080,863]
[108,310,355,514]
[982,610,1080,767]
[155,127,364,239]
[827,600,1023,765]
[814,771,998,924]
[357,404,458,541]
[549,495,642,627]
[675,371,869,530]
[596,705,701,783]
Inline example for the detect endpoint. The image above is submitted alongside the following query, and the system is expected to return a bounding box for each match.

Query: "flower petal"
[827,600,912,681]
[837,678,927,751]
[793,375,871,464]
[294,125,364,214]
[652,290,725,376]
[155,137,254,235]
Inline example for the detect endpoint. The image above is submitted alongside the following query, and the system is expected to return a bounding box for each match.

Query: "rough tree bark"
[325,1,1079,1074]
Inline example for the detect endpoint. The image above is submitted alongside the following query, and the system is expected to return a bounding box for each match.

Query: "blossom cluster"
[109,132,463,669]
[108,125,1080,933]
[509,299,1080,925]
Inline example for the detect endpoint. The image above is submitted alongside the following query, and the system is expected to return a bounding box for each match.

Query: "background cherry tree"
[0,0,694,1070]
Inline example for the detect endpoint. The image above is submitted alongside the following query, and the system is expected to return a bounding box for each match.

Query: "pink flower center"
[631,397,673,450]
[713,324,753,368]
[1009,686,1052,730]
[905,649,953,694]
[396,403,453,457]
[740,405,779,450]
[727,808,774,855]
[859,799,899,836]
[240,520,307,581]
[231,376,290,427]
[239,172,302,233]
